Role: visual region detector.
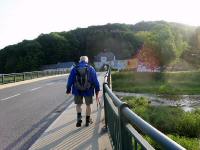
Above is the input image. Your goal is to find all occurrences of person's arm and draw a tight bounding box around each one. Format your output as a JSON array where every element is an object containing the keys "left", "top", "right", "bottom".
[
  {"left": 90, "top": 67, "right": 100, "bottom": 96},
  {"left": 66, "top": 68, "right": 76, "bottom": 94},
  {"left": 90, "top": 67, "right": 101, "bottom": 107}
]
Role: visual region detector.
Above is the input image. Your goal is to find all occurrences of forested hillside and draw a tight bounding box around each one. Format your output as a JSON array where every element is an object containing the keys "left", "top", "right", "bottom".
[{"left": 0, "top": 21, "right": 199, "bottom": 73}]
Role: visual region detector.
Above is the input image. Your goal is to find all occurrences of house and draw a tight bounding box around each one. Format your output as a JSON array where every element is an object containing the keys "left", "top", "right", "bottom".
[
  {"left": 94, "top": 50, "right": 128, "bottom": 70},
  {"left": 94, "top": 45, "right": 161, "bottom": 72},
  {"left": 94, "top": 51, "right": 115, "bottom": 62}
]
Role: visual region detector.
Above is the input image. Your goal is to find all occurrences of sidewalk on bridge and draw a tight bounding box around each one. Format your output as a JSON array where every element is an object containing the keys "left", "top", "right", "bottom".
[{"left": 29, "top": 98, "right": 112, "bottom": 150}]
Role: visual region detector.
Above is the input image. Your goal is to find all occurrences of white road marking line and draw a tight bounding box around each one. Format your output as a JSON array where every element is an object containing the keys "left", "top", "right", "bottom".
[
  {"left": 30, "top": 87, "right": 42, "bottom": 91},
  {"left": 1, "top": 93, "right": 21, "bottom": 101},
  {"left": 46, "top": 82, "right": 55, "bottom": 86}
]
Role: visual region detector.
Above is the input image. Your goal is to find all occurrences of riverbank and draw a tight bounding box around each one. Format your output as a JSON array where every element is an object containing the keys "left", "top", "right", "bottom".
[
  {"left": 121, "top": 96, "right": 200, "bottom": 150},
  {"left": 114, "top": 91, "right": 200, "bottom": 111},
  {"left": 112, "top": 71, "right": 200, "bottom": 95}
]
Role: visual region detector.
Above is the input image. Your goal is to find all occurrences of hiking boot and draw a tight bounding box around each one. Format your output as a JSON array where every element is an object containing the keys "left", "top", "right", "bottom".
[
  {"left": 85, "top": 116, "right": 91, "bottom": 127},
  {"left": 85, "top": 121, "right": 89, "bottom": 127},
  {"left": 76, "top": 120, "right": 82, "bottom": 127},
  {"left": 76, "top": 113, "right": 82, "bottom": 127}
]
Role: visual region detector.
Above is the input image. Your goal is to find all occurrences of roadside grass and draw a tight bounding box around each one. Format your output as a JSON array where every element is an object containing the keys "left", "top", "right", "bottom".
[
  {"left": 122, "top": 96, "right": 200, "bottom": 150},
  {"left": 112, "top": 71, "right": 200, "bottom": 95}
]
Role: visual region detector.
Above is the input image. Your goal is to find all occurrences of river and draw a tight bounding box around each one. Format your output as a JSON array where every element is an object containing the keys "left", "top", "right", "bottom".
[{"left": 114, "top": 91, "right": 200, "bottom": 111}]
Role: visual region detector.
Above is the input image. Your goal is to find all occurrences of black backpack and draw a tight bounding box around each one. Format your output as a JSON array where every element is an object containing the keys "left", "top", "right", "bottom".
[{"left": 74, "top": 65, "right": 92, "bottom": 91}]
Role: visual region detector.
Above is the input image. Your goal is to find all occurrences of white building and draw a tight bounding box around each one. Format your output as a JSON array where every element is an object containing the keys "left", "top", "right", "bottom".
[{"left": 94, "top": 51, "right": 128, "bottom": 70}]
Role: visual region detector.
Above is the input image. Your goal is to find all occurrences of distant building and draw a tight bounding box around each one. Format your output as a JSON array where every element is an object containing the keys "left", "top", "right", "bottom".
[
  {"left": 95, "top": 51, "right": 115, "bottom": 62},
  {"left": 41, "top": 62, "right": 75, "bottom": 71},
  {"left": 94, "top": 50, "right": 127, "bottom": 70},
  {"left": 95, "top": 46, "right": 161, "bottom": 72}
]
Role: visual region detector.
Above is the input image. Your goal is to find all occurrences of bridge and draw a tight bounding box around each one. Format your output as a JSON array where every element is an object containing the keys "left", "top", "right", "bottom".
[{"left": 0, "top": 69, "right": 186, "bottom": 150}]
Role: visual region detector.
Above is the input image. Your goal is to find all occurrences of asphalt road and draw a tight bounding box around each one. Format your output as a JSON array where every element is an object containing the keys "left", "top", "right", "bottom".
[{"left": 0, "top": 75, "right": 73, "bottom": 150}]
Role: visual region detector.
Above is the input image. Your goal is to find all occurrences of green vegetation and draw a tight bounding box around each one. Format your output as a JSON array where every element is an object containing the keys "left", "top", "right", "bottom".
[
  {"left": 122, "top": 96, "right": 200, "bottom": 150},
  {"left": 168, "top": 135, "right": 200, "bottom": 150},
  {"left": 145, "top": 135, "right": 200, "bottom": 150},
  {"left": 0, "top": 21, "right": 200, "bottom": 73},
  {"left": 112, "top": 71, "right": 200, "bottom": 94},
  {"left": 0, "top": 24, "right": 142, "bottom": 73}
]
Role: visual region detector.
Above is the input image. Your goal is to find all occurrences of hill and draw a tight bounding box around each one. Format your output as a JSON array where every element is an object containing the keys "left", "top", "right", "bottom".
[{"left": 0, "top": 21, "right": 199, "bottom": 73}]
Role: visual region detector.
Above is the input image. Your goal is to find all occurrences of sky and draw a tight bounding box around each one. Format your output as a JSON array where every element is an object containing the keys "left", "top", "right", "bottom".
[{"left": 0, "top": 0, "right": 200, "bottom": 49}]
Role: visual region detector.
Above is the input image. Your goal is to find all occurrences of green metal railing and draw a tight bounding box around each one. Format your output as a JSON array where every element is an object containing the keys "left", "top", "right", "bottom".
[
  {"left": 0, "top": 69, "right": 68, "bottom": 85},
  {"left": 103, "top": 67, "right": 186, "bottom": 150}
]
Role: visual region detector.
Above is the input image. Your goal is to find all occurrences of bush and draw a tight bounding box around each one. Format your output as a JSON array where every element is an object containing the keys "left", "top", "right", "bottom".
[
  {"left": 122, "top": 96, "right": 150, "bottom": 108},
  {"left": 145, "top": 135, "right": 200, "bottom": 150},
  {"left": 168, "top": 135, "right": 200, "bottom": 150},
  {"left": 122, "top": 96, "right": 200, "bottom": 138}
]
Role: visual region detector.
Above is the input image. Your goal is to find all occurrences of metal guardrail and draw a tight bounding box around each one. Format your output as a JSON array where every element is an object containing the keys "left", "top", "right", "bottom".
[
  {"left": 103, "top": 66, "right": 186, "bottom": 150},
  {"left": 0, "top": 69, "right": 68, "bottom": 85}
]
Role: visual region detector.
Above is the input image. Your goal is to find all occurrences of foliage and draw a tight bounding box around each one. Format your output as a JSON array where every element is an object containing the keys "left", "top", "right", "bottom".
[
  {"left": 0, "top": 21, "right": 199, "bottom": 73},
  {"left": 122, "top": 96, "right": 200, "bottom": 138},
  {"left": 168, "top": 135, "right": 200, "bottom": 150},
  {"left": 145, "top": 135, "right": 200, "bottom": 150},
  {"left": 122, "top": 96, "right": 200, "bottom": 149},
  {"left": 122, "top": 96, "right": 150, "bottom": 108},
  {"left": 135, "top": 24, "right": 177, "bottom": 65}
]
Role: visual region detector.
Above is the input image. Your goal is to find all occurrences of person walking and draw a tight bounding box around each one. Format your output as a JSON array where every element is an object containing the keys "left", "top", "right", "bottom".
[{"left": 66, "top": 56, "right": 100, "bottom": 127}]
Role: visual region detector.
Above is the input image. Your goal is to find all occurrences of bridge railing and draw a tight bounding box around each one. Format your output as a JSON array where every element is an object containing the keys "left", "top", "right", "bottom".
[
  {"left": 0, "top": 69, "right": 68, "bottom": 85},
  {"left": 103, "top": 66, "right": 186, "bottom": 150}
]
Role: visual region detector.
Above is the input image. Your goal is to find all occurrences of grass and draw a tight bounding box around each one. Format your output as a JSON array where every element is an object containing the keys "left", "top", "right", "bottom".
[
  {"left": 122, "top": 96, "right": 200, "bottom": 150},
  {"left": 167, "top": 135, "right": 200, "bottom": 150},
  {"left": 145, "top": 135, "right": 200, "bottom": 150},
  {"left": 112, "top": 71, "right": 200, "bottom": 95}
]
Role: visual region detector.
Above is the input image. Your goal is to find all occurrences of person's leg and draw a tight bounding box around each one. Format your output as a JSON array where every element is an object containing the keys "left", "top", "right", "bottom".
[
  {"left": 74, "top": 96, "right": 83, "bottom": 127},
  {"left": 85, "top": 96, "right": 93, "bottom": 126},
  {"left": 76, "top": 104, "right": 82, "bottom": 113},
  {"left": 76, "top": 104, "right": 82, "bottom": 126},
  {"left": 86, "top": 104, "right": 91, "bottom": 116}
]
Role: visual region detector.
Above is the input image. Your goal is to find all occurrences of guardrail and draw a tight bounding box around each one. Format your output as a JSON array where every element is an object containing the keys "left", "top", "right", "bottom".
[
  {"left": 103, "top": 66, "right": 186, "bottom": 150},
  {"left": 0, "top": 69, "right": 68, "bottom": 85}
]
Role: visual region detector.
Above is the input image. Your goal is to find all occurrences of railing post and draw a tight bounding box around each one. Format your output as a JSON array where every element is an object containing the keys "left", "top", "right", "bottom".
[
  {"left": 14, "top": 75, "right": 16, "bottom": 82},
  {"left": 2, "top": 74, "right": 4, "bottom": 84},
  {"left": 103, "top": 65, "right": 111, "bottom": 130},
  {"left": 23, "top": 73, "right": 25, "bottom": 80},
  {"left": 119, "top": 103, "right": 133, "bottom": 150},
  {"left": 103, "top": 83, "right": 108, "bottom": 129},
  {"left": 108, "top": 71, "right": 111, "bottom": 89}
]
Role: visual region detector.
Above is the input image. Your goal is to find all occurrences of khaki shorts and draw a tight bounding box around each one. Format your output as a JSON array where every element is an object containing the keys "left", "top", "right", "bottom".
[{"left": 74, "top": 96, "right": 93, "bottom": 105}]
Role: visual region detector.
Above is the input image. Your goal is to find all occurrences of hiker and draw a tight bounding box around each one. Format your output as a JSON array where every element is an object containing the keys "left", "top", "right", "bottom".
[{"left": 66, "top": 56, "right": 100, "bottom": 127}]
